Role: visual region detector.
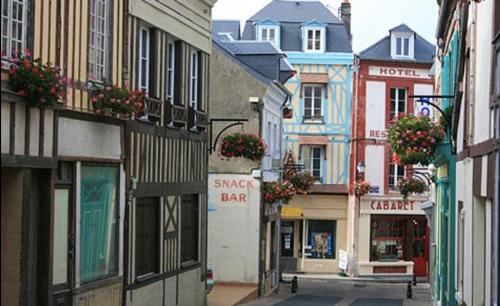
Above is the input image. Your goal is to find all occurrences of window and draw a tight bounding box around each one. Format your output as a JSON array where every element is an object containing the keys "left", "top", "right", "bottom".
[
  {"left": 257, "top": 26, "right": 279, "bottom": 47},
  {"left": 181, "top": 194, "right": 199, "bottom": 264},
  {"left": 390, "top": 88, "right": 406, "bottom": 118},
  {"left": 80, "top": 165, "right": 118, "bottom": 283},
  {"left": 370, "top": 217, "right": 405, "bottom": 260},
  {"left": 166, "top": 40, "right": 175, "bottom": 103},
  {"left": 88, "top": 0, "right": 110, "bottom": 81},
  {"left": 267, "top": 121, "right": 272, "bottom": 155},
  {"left": 1, "top": 0, "right": 27, "bottom": 59},
  {"left": 301, "top": 145, "right": 323, "bottom": 180},
  {"left": 303, "top": 85, "right": 323, "bottom": 120},
  {"left": 273, "top": 123, "right": 278, "bottom": 157},
  {"left": 396, "top": 37, "right": 410, "bottom": 57},
  {"left": 136, "top": 198, "right": 160, "bottom": 277},
  {"left": 303, "top": 28, "right": 324, "bottom": 53},
  {"left": 306, "top": 220, "right": 336, "bottom": 259},
  {"left": 138, "top": 27, "right": 150, "bottom": 92},
  {"left": 388, "top": 162, "right": 405, "bottom": 190},
  {"left": 189, "top": 50, "right": 198, "bottom": 109}
]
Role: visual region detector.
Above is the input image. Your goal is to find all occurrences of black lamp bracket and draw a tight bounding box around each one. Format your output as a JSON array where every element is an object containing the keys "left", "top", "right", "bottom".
[{"left": 208, "top": 118, "right": 249, "bottom": 154}]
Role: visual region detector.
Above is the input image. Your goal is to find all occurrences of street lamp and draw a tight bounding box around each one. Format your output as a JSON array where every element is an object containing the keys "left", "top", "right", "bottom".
[{"left": 356, "top": 161, "right": 365, "bottom": 180}]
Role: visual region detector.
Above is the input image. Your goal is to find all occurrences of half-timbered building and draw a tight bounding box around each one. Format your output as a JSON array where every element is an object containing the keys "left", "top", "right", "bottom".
[{"left": 122, "top": 1, "right": 216, "bottom": 306}]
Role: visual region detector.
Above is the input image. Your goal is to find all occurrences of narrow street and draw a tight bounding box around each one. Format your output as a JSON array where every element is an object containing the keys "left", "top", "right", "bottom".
[{"left": 240, "top": 278, "right": 430, "bottom": 306}]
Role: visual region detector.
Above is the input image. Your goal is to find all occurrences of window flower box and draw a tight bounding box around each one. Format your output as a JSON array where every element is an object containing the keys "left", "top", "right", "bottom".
[
  {"left": 285, "top": 171, "right": 314, "bottom": 194},
  {"left": 219, "top": 133, "right": 266, "bottom": 161},
  {"left": 90, "top": 82, "right": 145, "bottom": 119},
  {"left": 389, "top": 114, "right": 445, "bottom": 165},
  {"left": 397, "top": 178, "right": 427, "bottom": 200},
  {"left": 352, "top": 180, "right": 371, "bottom": 197}
]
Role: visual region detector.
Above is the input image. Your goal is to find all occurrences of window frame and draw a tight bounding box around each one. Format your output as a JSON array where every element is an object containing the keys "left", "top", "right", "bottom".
[
  {"left": 138, "top": 26, "right": 150, "bottom": 93},
  {"left": 181, "top": 194, "right": 199, "bottom": 265},
  {"left": 166, "top": 39, "right": 175, "bottom": 104},
  {"left": 300, "top": 145, "right": 324, "bottom": 182},
  {"left": 388, "top": 162, "right": 406, "bottom": 191},
  {"left": 390, "top": 87, "right": 407, "bottom": 119},
  {"left": 1, "top": 0, "right": 28, "bottom": 61},
  {"left": 391, "top": 33, "right": 414, "bottom": 59},
  {"left": 303, "top": 26, "right": 325, "bottom": 53},
  {"left": 189, "top": 49, "right": 199, "bottom": 110},
  {"left": 87, "top": 0, "right": 110, "bottom": 82},
  {"left": 302, "top": 84, "right": 324, "bottom": 122},
  {"left": 135, "top": 197, "right": 161, "bottom": 279},
  {"left": 257, "top": 25, "right": 280, "bottom": 48}
]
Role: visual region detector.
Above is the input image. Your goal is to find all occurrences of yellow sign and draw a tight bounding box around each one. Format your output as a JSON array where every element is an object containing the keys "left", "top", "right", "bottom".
[{"left": 281, "top": 207, "right": 303, "bottom": 218}]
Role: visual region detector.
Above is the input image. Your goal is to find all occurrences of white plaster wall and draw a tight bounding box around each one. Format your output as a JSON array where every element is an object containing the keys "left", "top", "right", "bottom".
[
  {"left": 14, "top": 103, "right": 25, "bottom": 155},
  {"left": 473, "top": 0, "right": 494, "bottom": 144},
  {"left": 164, "top": 277, "right": 177, "bottom": 306},
  {"left": 58, "top": 118, "right": 122, "bottom": 159},
  {"left": 364, "top": 145, "right": 385, "bottom": 193},
  {"left": 365, "top": 81, "right": 386, "bottom": 138},
  {"left": 207, "top": 174, "right": 260, "bottom": 283},
  {"left": 28, "top": 108, "right": 40, "bottom": 156},
  {"left": 178, "top": 268, "right": 205, "bottom": 306}
]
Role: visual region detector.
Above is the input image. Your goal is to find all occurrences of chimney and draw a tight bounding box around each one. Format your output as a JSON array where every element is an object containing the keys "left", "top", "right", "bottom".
[{"left": 340, "top": 0, "right": 352, "bottom": 42}]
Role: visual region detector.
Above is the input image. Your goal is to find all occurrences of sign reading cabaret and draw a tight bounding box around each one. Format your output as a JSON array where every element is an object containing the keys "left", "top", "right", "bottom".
[
  {"left": 361, "top": 199, "right": 425, "bottom": 215},
  {"left": 368, "top": 66, "right": 431, "bottom": 79}
]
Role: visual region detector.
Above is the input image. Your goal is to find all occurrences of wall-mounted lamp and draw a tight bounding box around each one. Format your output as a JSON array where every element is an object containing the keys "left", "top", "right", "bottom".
[
  {"left": 356, "top": 161, "right": 365, "bottom": 180},
  {"left": 249, "top": 97, "right": 262, "bottom": 112},
  {"left": 427, "top": 163, "right": 436, "bottom": 176}
]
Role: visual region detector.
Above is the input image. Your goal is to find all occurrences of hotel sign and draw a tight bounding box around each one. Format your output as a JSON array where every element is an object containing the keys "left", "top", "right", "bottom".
[{"left": 368, "top": 66, "right": 431, "bottom": 79}]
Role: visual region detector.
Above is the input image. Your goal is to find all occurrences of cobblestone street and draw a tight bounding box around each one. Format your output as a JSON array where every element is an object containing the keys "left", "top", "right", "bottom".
[{"left": 240, "top": 278, "right": 431, "bottom": 306}]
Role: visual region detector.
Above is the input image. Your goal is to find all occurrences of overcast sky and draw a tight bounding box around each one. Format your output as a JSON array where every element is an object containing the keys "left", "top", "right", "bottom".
[{"left": 212, "top": 0, "right": 439, "bottom": 53}]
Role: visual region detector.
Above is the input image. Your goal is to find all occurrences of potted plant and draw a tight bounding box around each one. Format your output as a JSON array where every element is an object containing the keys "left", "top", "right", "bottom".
[
  {"left": 285, "top": 171, "right": 315, "bottom": 194},
  {"left": 263, "top": 180, "right": 296, "bottom": 204},
  {"left": 352, "top": 180, "right": 371, "bottom": 197},
  {"left": 389, "top": 114, "right": 445, "bottom": 165},
  {"left": 90, "top": 82, "right": 145, "bottom": 119},
  {"left": 397, "top": 178, "right": 427, "bottom": 200},
  {"left": 219, "top": 133, "right": 266, "bottom": 161},
  {"left": 7, "top": 54, "right": 66, "bottom": 108}
]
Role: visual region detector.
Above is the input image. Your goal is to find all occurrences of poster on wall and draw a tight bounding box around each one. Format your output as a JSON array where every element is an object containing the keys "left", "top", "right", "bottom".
[{"left": 309, "top": 232, "right": 333, "bottom": 259}]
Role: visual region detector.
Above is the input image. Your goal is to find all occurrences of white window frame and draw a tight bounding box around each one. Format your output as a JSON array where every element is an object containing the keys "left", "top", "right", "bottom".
[
  {"left": 303, "top": 26, "right": 325, "bottom": 53},
  {"left": 189, "top": 49, "right": 198, "bottom": 109},
  {"left": 391, "top": 33, "right": 414, "bottom": 59},
  {"left": 301, "top": 145, "right": 324, "bottom": 181},
  {"left": 390, "top": 87, "right": 407, "bottom": 118},
  {"left": 303, "top": 84, "right": 323, "bottom": 121},
  {"left": 257, "top": 25, "right": 280, "bottom": 48},
  {"left": 388, "top": 163, "right": 405, "bottom": 190},
  {"left": 88, "top": 0, "right": 109, "bottom": 81},
  {"left": 1, "top": 0, "right": 28, "bottom": 60},
  {"left": 138, "top": 26, "right": 150, "bottom": 93},
  {"left": 166, "top": 40, "right": 175, "bottom": 104}
]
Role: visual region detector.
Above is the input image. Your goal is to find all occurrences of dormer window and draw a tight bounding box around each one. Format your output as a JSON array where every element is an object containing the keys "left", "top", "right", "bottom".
[
  {"left": 391, "top": 32, "right": 414, "bottom": 59},
  {"left": 256, "top": 24, "right": 280, "bottom": 48},
  {"left": 302, "top": 22, "right": 326, "bottom": 53}
]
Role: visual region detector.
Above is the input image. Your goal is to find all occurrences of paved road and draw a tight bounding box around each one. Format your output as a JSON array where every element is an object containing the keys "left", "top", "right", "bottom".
[{"left": 240, "top": 278, "right": 431, "bottom": 306}]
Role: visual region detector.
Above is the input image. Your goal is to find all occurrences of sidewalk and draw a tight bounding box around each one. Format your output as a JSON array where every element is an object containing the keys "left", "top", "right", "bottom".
[
  {"left": 282, "top": 273, "right": 424, "bottom": 283},
  {"left": 208, "top": 283, "right": 259, "bottom": 306}
]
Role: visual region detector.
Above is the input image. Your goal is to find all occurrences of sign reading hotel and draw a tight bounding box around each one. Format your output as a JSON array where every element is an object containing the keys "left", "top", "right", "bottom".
[{"left": 368, "top": 66, "right": 431, "bottom": 79}]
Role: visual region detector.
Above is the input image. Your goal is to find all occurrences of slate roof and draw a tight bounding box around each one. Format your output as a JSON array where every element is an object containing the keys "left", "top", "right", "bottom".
[
  {"left": 212, "top": 20, "right": 241, "bottom": 41},
  {"left": 241, "top": 0, "right": 352, "bottom": 53},
  {"left": 359, "top": 24, "right": 435, "bottom": 64},
  {"left": 220, "top": 41, "right": 284, "bottom": 55},
  {"left": 247, "top": 0, "right": 342, "bottom": 24}
]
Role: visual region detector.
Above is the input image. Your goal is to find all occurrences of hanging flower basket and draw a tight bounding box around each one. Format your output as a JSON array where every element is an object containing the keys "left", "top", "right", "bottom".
[
  {"left": 219, "top": 133, "right": 266, "bottom": 161},
  {"left": 7, "top": 54, "right": 66, "bottom": 108},
  {"left": 263, "top": 180, "right": 296, "bottom": 204},
  {"left": 285, "top": 171, "right": 314, "bottom": 194},
  {"left": 397, "top": 178, "right": 427, "bottom": 200},
  {"left": 389, "top": 114, "right": 445, "bottom": 165},
  {"left": 91, "top": 82, "right": 145, "bottom": 119},
  {"left": 352, "top": 180, "right": 371, "bottom": 196}
]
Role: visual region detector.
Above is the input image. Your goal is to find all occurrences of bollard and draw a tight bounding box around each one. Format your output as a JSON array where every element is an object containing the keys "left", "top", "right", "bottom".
[
  {"left": 291, "top": 276, "right": 298, "bottom": 293},
  {"left": 413, "top": 274, "right": 417, "bottom": 286},
  {"left": 406, "top": 282, "right": 413, "bottom": 298}
]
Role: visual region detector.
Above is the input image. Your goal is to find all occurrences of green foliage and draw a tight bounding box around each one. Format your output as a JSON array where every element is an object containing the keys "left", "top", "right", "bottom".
[
  {"left": 8, "top": 55, "right": 66, "bottom": 107},
  {"left": 389, "top": 114, "right": 446, "bottom": 165},
  {"left": 219, "top": 133, "right": 266, "bottom": 161},
  {"left": 397, "top": 178, "right": 427, "bottom": 200}
]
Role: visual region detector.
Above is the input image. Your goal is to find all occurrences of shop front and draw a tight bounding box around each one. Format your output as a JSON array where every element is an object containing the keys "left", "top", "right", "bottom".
[
  {"left": 357, "top": 196, "right": 429, "bottom": 277},
  {"left": 279, "top": 195, "right": 348, "bottom": 274}
]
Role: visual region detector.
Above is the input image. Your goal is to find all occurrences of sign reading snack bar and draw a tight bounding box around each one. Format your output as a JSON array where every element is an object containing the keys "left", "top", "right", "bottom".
[{"left": 368, "top": 66, "right": 431, "bottom": 79}]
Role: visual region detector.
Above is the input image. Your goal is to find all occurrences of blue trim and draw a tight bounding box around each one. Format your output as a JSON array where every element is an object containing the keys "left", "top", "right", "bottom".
[
  {"left": 255, "top": 19, "right": 280, "bottom": 26},
  {"left": 302, "top": 20, "right": 327, "bottom": 27},
  {"left": 285, "top": 52, "right": 354, "bottom": 65}
]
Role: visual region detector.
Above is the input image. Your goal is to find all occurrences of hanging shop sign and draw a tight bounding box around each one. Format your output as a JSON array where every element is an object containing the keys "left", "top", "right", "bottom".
[{"left": 281, "top": 207, "right": 303, "bottom": 218}]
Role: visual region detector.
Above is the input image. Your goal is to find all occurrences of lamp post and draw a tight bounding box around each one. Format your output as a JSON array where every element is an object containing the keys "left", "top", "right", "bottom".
[{"left": 353, "top": 161, "right": 365, "bottom": 276}]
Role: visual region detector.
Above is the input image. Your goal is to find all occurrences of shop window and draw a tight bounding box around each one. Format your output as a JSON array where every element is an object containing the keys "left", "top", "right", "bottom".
[
  {"left": 370, "top": 218, "right": 405, "bottom": 261},
  {"left": 280, "top": 221, "right": 294, "bottom": 257},
  {"left": 181, "top": 194, "right": 199, "bottom": 264},
  {"left": 135, "top": 197, "right": 160, "bottom": 278},
  {"left": 306, "top": 220, "right": 336, "bottom": 259},
  {"left": 79, "top": 165, "right": 118, "bottom": 283},
  {"left": 390, "top": 88, "right": 406, "bottom": 119}
]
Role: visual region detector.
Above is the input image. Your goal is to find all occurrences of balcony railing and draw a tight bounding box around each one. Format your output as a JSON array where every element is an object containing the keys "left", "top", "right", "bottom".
[{"left": 144, "top": 96, "right": 162, "bottom": 123}]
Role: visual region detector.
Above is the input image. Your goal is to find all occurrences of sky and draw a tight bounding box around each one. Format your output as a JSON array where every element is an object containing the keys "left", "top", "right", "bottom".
[{"left": 212, "top": 0, "right": 439, "bottom": 53}]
